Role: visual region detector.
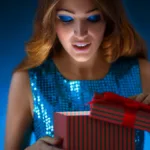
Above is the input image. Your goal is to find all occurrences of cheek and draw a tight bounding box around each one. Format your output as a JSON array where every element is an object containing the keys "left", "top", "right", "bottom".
[
  {"left": 56, "top": 24, "right": 72, "bottom": 42},
  {"left": 90, "top": 24, "right": 106, "bottom": 41},
  {"left": 55, "top": 22, "right": 106, "bottom": 45}
]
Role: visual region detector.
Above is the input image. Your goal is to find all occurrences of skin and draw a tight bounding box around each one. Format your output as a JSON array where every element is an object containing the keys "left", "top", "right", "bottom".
[
  {"left": 54, "top": 0, "right": 110, "bottom": 80},
  {"left": 55, "top": 0, "right": 106, "bottom": 64},
  {"left": 4, "top": 0, "right": 150, "bottom": 149},
  {"left": 132, "top": 59, "right": 150, "bottom": 103}
]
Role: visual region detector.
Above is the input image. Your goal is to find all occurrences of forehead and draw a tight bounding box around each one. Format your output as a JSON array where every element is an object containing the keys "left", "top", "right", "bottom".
[{"left": 56, "top": 0, "right": 97, "bottom": 13}]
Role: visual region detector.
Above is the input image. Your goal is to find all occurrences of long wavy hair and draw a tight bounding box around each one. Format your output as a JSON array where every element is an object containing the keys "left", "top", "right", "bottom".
[{"left": 15, "top": 0, "right": 147, "bottom": 72}]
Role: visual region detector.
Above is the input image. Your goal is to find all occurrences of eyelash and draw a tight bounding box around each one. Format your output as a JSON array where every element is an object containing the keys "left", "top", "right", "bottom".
[{"left": 57, "top": 15, "right": 101, "bottom": 23}]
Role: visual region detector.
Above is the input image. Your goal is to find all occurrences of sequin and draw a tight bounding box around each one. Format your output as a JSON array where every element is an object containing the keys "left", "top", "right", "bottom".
[{"left": 28, "top": 56, "right": 144, "bottom": 149}]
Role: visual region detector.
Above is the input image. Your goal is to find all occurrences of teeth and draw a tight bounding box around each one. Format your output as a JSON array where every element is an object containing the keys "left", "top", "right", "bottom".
[{"left": 75, "top": 44, "right": 88, "bottom": 47}]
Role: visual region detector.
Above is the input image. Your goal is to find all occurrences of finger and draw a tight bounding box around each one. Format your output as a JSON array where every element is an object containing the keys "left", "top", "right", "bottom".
[
  {"left": 50, "top": 146, "right": 64, "bottom": 150},
  {"left": 36, "top": 140, "right": 64, "bottom": 150},
  {"left": 129, "top": 95, "right": 138, "bottom": 100},
  {"left": 142, "top": 95, "right": 150, "bottom": 104},
  {"left": 39, "top": 136, "right": 63, "bottom": 146},
  {"left": 135, "top": 93, "right": 148, "bottom": 102},
  {"left": 36, "top": 140, "right": 53, "bottom": 150}
]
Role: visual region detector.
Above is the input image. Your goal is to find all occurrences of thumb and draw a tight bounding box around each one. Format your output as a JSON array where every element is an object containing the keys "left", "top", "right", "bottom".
[{"left": 39, "top": 136, "right": 63, "bottom": 145}]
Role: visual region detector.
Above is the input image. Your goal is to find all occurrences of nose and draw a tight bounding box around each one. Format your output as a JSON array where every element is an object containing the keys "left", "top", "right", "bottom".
[{"left": 74, "top": 20, "right": 88, "bottom": 38}]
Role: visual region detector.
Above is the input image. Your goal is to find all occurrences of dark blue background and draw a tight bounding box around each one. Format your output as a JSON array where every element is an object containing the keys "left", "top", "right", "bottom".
[{"left": 0, "top": 0, "right": 150, "bottom": 149}]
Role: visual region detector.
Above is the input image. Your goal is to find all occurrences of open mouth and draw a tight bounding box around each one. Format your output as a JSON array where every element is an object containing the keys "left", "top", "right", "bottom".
[{"left": 72, "top": 43, "right": 91, "bottom": 51}]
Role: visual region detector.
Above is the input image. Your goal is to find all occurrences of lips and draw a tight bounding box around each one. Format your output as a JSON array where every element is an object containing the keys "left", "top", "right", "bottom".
[{"left": 72, "top": 43, "right": 91, "bottom": 52}]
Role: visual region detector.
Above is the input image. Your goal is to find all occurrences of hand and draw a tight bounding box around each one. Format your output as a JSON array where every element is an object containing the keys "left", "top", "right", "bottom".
[
  {"left": 25, "top": 136, "right": 63, "bottom": 150},
  {"left": 129, "top": 93, "right": 150, "bottom": 104}
]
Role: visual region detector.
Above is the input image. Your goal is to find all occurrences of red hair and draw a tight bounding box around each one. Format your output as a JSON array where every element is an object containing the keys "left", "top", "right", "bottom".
[{"left": 15, "top": 0, "right": 148, "bottom": 72}]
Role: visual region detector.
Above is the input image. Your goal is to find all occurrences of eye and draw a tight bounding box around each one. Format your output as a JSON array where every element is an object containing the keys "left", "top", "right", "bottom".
[
  {"left": 87, "top": 15, "right": 101, "bottom": 23},
  {"left": 57, "top": 15, "right": 73, "bottom": 23}
]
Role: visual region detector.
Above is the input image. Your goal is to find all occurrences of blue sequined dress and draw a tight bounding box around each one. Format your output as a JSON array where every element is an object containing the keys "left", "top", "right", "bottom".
[{"left": 28, "top": 56, "right": 144, "bottom": 149}]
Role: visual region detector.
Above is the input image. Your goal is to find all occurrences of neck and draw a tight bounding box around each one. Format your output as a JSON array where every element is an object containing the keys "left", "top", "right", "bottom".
[{"left": 53, "top": 50, "right": 111, "bottom": 80}]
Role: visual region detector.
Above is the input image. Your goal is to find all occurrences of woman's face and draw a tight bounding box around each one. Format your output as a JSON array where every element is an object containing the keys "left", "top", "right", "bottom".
[{"left": 55, "top": 0, "right": 106, "bottom": 63}]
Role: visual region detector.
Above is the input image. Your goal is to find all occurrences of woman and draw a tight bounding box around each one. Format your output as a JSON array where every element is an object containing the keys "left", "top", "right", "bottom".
[{"left": 5, "top": 0, "right": 150, "bottom": 149}]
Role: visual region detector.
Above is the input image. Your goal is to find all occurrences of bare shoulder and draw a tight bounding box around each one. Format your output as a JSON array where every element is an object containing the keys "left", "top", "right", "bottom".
[
  {"left": 9, "top": 70, "right": 33, "bottom": 112},
  {"left": 5, "top": 71, "right": 33, "bottom": 150},
  {"left": 138, "top": 58, "right": 150, "bottom": 77},
  {"left": 138, "top": 58, "right": 150, "bottom": 93},
  {"left": 10, "top": 71, "right": 30, "bottom": 90}
]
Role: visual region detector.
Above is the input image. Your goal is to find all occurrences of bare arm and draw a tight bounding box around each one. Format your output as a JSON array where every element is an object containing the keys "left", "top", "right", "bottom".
[
  {"left": 130, "top": 58, "right": 150, "bottom": 103},
  {"left": 139, "top": 58, "right": 150, "bottom": 93},
  {"left": 4, "top": 71, "right": 33, "bottom": 150}
]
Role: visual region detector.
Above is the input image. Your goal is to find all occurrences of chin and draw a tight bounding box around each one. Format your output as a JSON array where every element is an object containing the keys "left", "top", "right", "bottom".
[{"left": 72, "top": 56, "right": 92, "bottom": 63}]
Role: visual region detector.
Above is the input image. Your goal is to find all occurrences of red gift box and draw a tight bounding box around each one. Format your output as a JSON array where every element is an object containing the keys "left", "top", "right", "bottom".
[
  {"left": 89, "top": 92, "right": 150, "bottom": 132},
  {"left": 54, "top": 111, "right": 135, "bottom": 150}
]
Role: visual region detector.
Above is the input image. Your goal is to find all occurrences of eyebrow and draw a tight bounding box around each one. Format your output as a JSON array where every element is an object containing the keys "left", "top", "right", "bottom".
[{"left": 56, "top": 8, "right": 99, "bottom": 14}]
